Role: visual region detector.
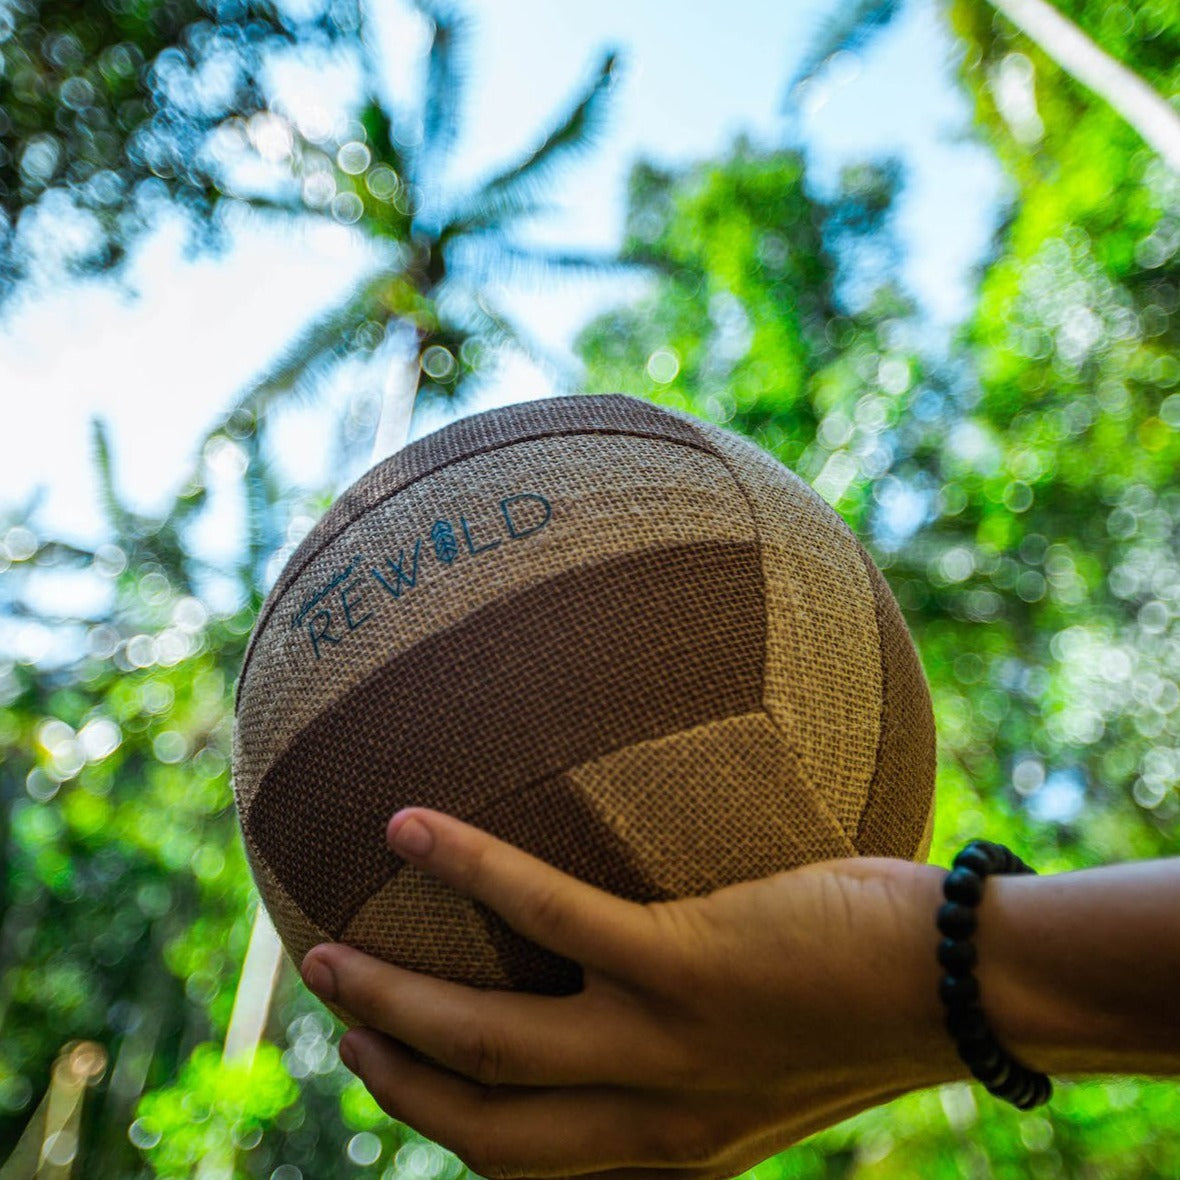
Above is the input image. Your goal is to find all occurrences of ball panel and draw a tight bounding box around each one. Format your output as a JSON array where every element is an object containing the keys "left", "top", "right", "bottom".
[
  {"left": 915, "top": 795, "right": 935, "bottom": 863},
  {"left": 342, "top": 865, "right": 514, "bottom": 997},
  {"left": 851, "top": 547, "right": 936, "bottom": 860},
  {"left": 234, "top": 432, "right": 755, "bottom": 817},
  {"left": 241, "top": 824, "right": 332, "bottom": 982},
  {"left": 242, "top": 538, "right": 766, "bottom": 938},
  {"left": 690, "top": 420, "right": 883, "bottom": 838},
  {"left": 568, "top": 711, "right": 856, "bottom": 896},
  {"left": 241, "top": 392, "right": 719, "bottom": 687}
]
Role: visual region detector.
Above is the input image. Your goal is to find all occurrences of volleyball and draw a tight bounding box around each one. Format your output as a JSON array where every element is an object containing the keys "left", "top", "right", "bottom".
[{"left": 232, "top": 393, "right": 935, "bottom": 1016}]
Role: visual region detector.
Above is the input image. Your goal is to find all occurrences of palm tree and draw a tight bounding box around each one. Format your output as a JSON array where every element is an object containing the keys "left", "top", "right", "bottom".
[
  {"left": 228, "top": 0, "right": 623, "bottom": 467},
  {"left": 784, "top": 0, "right": 1180, "bottom": 174}
]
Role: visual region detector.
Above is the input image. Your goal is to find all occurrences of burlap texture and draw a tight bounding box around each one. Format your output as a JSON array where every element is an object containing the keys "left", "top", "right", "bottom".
[
  {"left": 244, "top": 539, "right": 765, "bottom": 939},
  {"left": 234, "top": 432, "right": 753, "bottom": 816},
  {"left": 567, "top": 711, "right": 857, "bottom": 895},
  {"left": 232, "top": 392, "right": 936, "bottom": 995},
  {"left": 852, "top": 546, "right": 937, "bottom": 861},
  {"left": 683, "top": 417, "right": 884, "bottom": 840}
]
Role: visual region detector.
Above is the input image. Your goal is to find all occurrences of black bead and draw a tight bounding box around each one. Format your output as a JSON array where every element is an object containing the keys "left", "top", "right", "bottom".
[
  {"left": 980, "top": 1056, "right": 1016, "bottom": 1091},
  {"left": 937, "top": 900, "right": 978, "bottom": 940},
  {"left": 959, "top": 1034, "right": 1004, "bottom": 1076},
  {"left": 939, "top": 973, "right": 980, "bottom": 1006},
  {"left": 943, "top": 866, "right": 984, "bottom": 906},
  {"left": 971, "top": 1055, "right": 1008, "bottom": 1087},
  {"left": 937, "top": 937, "right": 978, "bottom": 975},
  {"left": 1010, "top": 1071, "right": 1039, "bottom": 1110},
  {"left": 938, "top": 841, "right": 1052, "bottom": 1111},
  {"left": 952, "top": 845, "right": 993, "bottom": 877},
  {"left": 965, "top": 839, "right": 1005, "bottom": 872},
  {"left": 945, "top": 1003, "right": 987, "bottom": 1040}
]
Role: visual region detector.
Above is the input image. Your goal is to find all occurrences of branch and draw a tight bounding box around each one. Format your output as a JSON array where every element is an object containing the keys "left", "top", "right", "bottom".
[{"left": 987, "top": 0, "right": 1180, "bottom": 172}]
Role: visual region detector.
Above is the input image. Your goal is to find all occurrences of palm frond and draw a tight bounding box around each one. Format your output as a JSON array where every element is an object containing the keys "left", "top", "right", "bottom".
[
  {"left": 450, "top": 48, "right": 619, "bottom": 229},
  {"left": 455, "top": 289, "right": 580, "bottom": 389},
  {"left": 410, "top": 0, "right": 470, "bottom": 174},
  {"left": 90, "top": 418, "right": 135, "bottom": 542},
  {"left": 784, "top": 0, "right": 904, "bottom": 103},
  {"left": 466, "top": 242, "right": 644, "bottom": 291},
  {"left": 437, "top": 196, "right": 556, "bottom": 246},
  {"left": 357, "top": 96, "right": 411, "bottom": 178},
  {"left": 227, "top": 264, "right": 402, "bottom": 419}
]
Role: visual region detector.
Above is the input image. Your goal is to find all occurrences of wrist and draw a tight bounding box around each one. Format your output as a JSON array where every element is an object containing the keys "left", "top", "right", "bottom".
[
  {"left": 870, "top": 861, "right": 973, "bottom": 1092},
  {"left": 973, "top": 863, "right": 1180, "bottom": 1078}
]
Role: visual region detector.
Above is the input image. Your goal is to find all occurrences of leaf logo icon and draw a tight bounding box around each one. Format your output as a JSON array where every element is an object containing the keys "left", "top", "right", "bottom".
[{"left": 431, "top": 519, "right": 459, "bottom": 565}]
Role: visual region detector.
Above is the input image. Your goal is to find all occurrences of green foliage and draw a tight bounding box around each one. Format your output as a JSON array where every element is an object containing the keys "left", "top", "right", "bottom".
[
  {"left": 0, "top": 0, "right": 355, "bottom": 296},
  {"left": 577, "top": 140, "right": 920, "bottom": 539},
  {"left": 3, "top": 0, "right": 1180, "bottom": 1175},
  {"left": 133, "top": 1042, "right": 298, "bottom": 1177}
]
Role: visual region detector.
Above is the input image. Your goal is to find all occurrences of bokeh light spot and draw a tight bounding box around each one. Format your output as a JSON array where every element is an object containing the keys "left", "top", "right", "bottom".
[
  {"left": 336, "top": 141, "right": 371, "bottom": 175},
  {"left": 331, "top": 192, "right": 364, "bottom": 224},
  {"left": 347, "top": 1132, "right": 382, "bottom": 1165},
  {"left": 420, "top": 346, "right": 457, "bottom": 381}
]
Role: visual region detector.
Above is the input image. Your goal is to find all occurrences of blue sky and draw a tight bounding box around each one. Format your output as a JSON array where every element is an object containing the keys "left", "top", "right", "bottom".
[{"left": 0, "top": 0, "right": 1005, "bottom": 545}]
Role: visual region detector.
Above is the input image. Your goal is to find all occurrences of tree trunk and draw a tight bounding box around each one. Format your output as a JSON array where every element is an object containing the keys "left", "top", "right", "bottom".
[
  {"left": 370, "top": 321, "right": 424, "bottom": 468},
  {"left": 984, "top": 0, "right": 1180, "bottom": 171}
]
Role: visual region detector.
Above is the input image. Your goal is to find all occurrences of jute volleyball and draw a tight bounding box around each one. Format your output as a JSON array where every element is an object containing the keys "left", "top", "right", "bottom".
[{"left": 232, "top": 392, "right": 935, "bottom": 1015}]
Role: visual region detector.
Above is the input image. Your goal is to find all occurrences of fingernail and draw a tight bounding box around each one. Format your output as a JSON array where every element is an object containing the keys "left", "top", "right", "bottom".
[
  {"left": 390, "top": 814, "right": 434, "bottom": 859},
  {"left": 339, "top": 1033, "right": 360, "bottom": 1075},
  {"left": 302, "top": 955, "right": 337, "bottom": 1001}
]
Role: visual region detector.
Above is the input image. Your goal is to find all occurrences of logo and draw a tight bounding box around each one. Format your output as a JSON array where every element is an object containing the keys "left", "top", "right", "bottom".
[{"left": 291, "top": 492, "right": 552, "bottom": 659}]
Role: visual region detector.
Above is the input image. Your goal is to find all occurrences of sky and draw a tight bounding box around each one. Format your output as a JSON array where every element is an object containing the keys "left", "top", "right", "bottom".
[{"left": 0, "top": 0, "right": 1005, "bottom": 546}]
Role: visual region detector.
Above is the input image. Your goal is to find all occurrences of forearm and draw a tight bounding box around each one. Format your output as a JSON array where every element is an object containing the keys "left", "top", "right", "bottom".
[{"left": 907, "top": 857, "right": 1180, "bottom": 1081}]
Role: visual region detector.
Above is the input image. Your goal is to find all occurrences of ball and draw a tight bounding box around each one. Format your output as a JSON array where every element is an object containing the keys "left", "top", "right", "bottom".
[{"left": 232, "top": 392, "right": 935, "bottom": 1012}]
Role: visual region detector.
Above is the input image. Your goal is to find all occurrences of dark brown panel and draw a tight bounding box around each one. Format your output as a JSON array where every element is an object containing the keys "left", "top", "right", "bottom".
[
  {"left": 852, "top": 545, "right": 936, "bottom": 858},
  {"left": 238, "top": 393, "right": 719, "bottom": 693},
  {"left": 244, "top": 538, "right": 766, "bottom": 936}
]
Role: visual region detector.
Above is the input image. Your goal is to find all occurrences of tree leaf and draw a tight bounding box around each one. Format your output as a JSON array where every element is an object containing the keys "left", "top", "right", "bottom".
[
  {"left": 226, "top": 263, "right": 404, "bottom": 419},
  {"left": 407, "top": 0, "right": 470, "bottom": 185},
  {"left": 446, "top": 49, "right": 620, "bottom": 230},
  {"left": 782, "top": 0, "right": 903, "bottom": 101}
]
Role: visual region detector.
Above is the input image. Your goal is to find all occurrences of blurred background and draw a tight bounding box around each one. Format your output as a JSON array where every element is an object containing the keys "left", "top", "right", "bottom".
[{"left": 1, "top": 0, "right": 1178, "bottom": 1175}]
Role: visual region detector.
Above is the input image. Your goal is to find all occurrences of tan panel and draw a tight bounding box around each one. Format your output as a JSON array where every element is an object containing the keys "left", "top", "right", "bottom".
[
  {"left": 341, "top": 865, "right": 512, "bottom": 992},
  {"left": 568, "top": 711, "right": 856, "bottom": 897},
  {"left": 685, "top": 420, "right": 883, "bottom": 839},
  {"left": 915, "top": 792, "right": 935, "bottom": 864},
  {"left": 234, "top": 431, "right": 754, "bottom": 817}
]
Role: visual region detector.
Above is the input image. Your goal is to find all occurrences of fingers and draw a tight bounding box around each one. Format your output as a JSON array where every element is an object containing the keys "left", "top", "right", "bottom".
[
  {"left": 301, "top": 942, "right": 678, "bottom": 1088},
  {"left": 386, "top": 808, "right": 662, "bottom": 981},
  {"left": 338, "top": 1029, "right": 747, "bottom": 1179}
]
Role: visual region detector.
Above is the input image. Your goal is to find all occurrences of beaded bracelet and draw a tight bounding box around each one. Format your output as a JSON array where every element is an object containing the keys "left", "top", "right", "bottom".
[{"left": 937, "top": 839, "right": 1053, "bottom": 1109}]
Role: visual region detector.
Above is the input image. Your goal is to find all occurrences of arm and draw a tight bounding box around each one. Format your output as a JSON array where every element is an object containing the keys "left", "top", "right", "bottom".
[{"left": 959, "top": 857, "right": 1180, "bottom": 1078}]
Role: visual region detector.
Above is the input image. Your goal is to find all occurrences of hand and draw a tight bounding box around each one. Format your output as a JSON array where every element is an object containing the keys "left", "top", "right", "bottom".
[{"left": 301, "top": 808, "right": 965, "bottom": 1180}]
